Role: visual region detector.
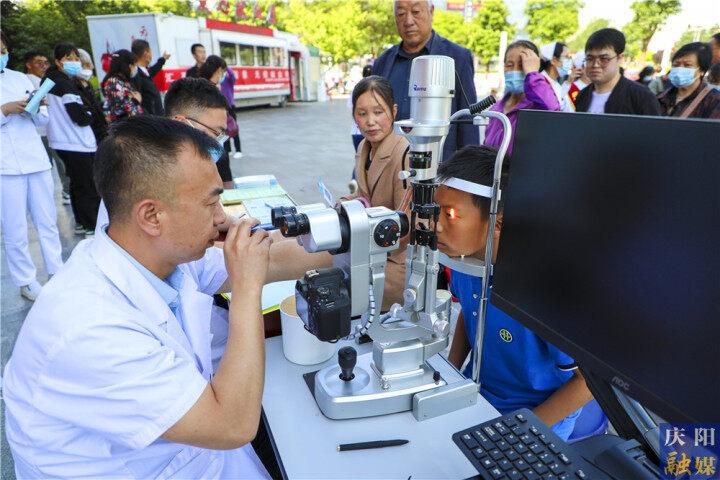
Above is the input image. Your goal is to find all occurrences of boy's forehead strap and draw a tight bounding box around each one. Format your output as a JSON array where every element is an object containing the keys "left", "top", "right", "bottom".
[{"left": 442, "top": 177, "right": 500, "bottom": 201}]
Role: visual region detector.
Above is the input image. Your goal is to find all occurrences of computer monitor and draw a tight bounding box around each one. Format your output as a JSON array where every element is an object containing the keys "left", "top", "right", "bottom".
[{"left": 491, "top": 111, "right": 719, "bottom": 424}]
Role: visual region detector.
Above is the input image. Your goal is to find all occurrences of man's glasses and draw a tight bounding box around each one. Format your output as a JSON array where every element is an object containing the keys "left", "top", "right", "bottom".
[
  {"left": 584, "top": 55, "right": 618, "bottom": 67},
  {"left": 186, "top": 117, "right": 227, "bottom": 139}
]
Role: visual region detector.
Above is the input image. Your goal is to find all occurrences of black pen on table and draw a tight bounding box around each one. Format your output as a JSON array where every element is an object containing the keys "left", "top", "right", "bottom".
[{"left": 337, "top": 439, "right": 409, "bottom": 452}]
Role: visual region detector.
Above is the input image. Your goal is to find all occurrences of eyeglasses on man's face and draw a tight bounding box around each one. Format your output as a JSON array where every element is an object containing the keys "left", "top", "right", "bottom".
[
  {"left": 186, "top": 117, "right": 228, "bottom": 139},
  {"left": 584, "top": 55, "right": 619, "bottom": 67}
]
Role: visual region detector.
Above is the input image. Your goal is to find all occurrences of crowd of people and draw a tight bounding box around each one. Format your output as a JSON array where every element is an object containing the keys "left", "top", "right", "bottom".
[
  {"left": 1, "top": 0, "right": 719, "bottom": 477},
  {"left": 1, "top": 33, "right": 243, "bottom": 301}
]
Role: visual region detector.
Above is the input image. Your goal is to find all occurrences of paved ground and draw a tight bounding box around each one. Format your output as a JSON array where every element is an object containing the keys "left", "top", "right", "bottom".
[{"left": 0, "top": 98, "right": 355, "bottom": 477}]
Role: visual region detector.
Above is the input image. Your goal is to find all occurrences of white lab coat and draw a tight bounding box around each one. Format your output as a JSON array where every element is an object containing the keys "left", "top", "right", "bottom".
[
  {"left": 1, "top": 67, "right": 63, "bottom": 286},
  {"left": 96, "top": 198, "right": 109, "bottom": 230},
  {"left": 3, "top": 227, "right": 270, "bottom": 479},
  {"left": 541, "top": 70, "right": 575, "bottom": 112},
  {"left": 1, "top": 68, "right": 51, "bottom": 174}
]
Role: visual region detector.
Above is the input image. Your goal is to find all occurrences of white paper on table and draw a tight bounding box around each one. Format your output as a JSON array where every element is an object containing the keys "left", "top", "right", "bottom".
[
  {"left": 316, "top": 177, "right": 335, "bottom": 207},
  {"left": 261, "top": 280, "right": 296, "bottom": 311},
  {"left": 224, "top": 280, "right": 296, "bottom": 312},
  {"left": 242, "top": 196, "right": 295, "bottom": 224}
]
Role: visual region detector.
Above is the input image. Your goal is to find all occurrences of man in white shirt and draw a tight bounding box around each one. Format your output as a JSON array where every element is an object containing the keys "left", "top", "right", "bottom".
[
  {"left": 3, "top": 115, "right": 279, "bottom": 478},
  {"left": 23, "top": 50, "right": 49, "bottom": 89},
  {"left": 1, "top": 33, "right": 63, "bottom": 300}
]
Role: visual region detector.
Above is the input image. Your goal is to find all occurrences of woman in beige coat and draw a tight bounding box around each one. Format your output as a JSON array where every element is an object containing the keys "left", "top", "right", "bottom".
[{"left": 341, "top": 76, "right": 410, "bottom": 310}]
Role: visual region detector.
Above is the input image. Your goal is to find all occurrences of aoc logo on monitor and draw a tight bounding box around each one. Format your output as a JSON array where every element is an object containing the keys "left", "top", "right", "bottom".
[{"left": 611, "top": 376, "right": 630, "bottom": 391}]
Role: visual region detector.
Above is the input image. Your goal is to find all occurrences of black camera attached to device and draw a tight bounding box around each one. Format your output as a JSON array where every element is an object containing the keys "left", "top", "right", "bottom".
[{"left": 294, "top": 268, "right": 351, "bottom": 342}]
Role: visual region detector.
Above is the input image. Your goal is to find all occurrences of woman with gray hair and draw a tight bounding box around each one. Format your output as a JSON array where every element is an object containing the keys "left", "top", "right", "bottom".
[{"left": 75, "top": 48, "right": 107, "bottom": 142}]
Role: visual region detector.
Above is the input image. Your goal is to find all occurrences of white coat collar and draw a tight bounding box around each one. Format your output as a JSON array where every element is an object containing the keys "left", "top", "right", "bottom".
[
  {"left": 88, "top": 228, "right": 176, "bottom": 326},
  {"left": 541, "top": 70, "right": 564, "bottom": 106},
  {"left": 88, "top": 228, "right": 215, "bottom": 378}
]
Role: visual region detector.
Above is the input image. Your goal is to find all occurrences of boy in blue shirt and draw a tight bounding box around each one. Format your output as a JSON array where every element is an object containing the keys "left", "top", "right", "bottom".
[{"left": 438, "top": 145, "right": 593, "bottom": 440}]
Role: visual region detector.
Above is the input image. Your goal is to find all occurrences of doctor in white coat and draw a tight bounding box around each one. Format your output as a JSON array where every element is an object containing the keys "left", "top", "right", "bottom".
[
  {"left": 539, "top": 41, "right": 575, "bottom": 113},
  {"left": 0, "top": 33, "right": 63, "bottom": 300},
  {"left": 4, "top": 115, "right": 275, "bottom": 478}
]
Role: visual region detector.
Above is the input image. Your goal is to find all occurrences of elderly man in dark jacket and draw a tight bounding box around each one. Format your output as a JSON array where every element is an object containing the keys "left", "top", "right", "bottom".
[
  {"left": 373, "top": 0, "right": 478, "bottom": 163},
  {"left": 131, "top": 39, "right": 170, "bottom": 116}
]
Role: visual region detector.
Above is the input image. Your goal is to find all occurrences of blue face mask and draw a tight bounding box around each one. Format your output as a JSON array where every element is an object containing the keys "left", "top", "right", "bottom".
[
  {"left": 219, "top": 71, "right": 227, "bottom": 84},
  {"left": 713, "top": 84, "right": 720, "bottom": 91},
  {"left": 210, "top": 146, "right": 224, "bottom": 163},
  {"left": 668, "top": 67, "right": 697, "bottom": 88},
  {"left": 557, "top": 58, "right": 572, "bottom": 78},
  {"left": 0, "top": 53, "right": 8, "bottom": 71},
  {"left": 63, "top": 60, "right": 82, "bottom": 77},
  {"left": 504, "top": 70, "right": 525, "bottom": 94}
]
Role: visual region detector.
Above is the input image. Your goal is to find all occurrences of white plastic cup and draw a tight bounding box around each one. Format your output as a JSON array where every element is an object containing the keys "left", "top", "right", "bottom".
[{"left": 280, "top": 295, "right": 335, "bottom": 365}]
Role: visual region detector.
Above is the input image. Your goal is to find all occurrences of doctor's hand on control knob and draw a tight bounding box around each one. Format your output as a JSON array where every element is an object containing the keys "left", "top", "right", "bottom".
[{"left": 223, "top": 218, "right": 273, "bottom": 292}]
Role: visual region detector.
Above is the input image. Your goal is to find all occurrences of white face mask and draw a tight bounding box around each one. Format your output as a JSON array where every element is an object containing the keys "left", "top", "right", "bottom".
[
  {"left": 215, "top": 132, "right": 229, "bottom": 146},
  {"left": 78, "top": 69, "right": 93, "bottom": 81}
]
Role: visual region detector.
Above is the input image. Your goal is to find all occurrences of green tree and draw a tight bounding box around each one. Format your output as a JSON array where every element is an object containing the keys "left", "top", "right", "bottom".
[
  {"left": 622, "top": 0, "right": 681, "bottom": 59},
  {"left": 432, "top": 10, "right": 467, "bottom": 47},
  {"left": 1, "top": 0, "right": 193, "bottom": 70},
  {"left": 568, "top": 18, "right": 609, "bottom": 52},
  {"left": 465, "top": 0, "right": 515, "bottom": 71},
  {"left": 358, "top": 0, "right": 398, "bottom": 57},
  {"left": 279, "top": 0, "right": 368, "bottom": 63},
  {"left": 673, "top": 24, "right": 720, "bottom": 52},
  {"left": 524, "top": 0, "right": 583, "bottom": 44},
  {"left": 191, "top": 0, "right": 383, "bottom": 62}
]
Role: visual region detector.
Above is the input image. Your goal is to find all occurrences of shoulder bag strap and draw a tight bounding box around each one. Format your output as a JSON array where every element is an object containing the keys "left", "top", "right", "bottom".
[{"left": 679, "top": 85, "right": 713, "bottom": 119}]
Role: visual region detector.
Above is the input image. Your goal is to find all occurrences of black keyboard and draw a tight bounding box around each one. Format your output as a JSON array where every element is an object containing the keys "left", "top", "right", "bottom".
[{"left": 452, "top": 408, "right": 609, "bottom": 480}]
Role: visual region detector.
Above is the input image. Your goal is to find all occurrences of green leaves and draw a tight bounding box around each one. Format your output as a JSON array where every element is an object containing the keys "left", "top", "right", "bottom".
[
  {"left": 1, "top": 0, "right": 193, "bottom": 70},
  {"left": 468, "top": 0, "right": 515, "bottom": 67},
  {"left": 433, "top": 10, "right": 466, "bottom": 46},
  {"left": 673, "top": 24, "right": 720, "bottom": 53},
  {"left": 281, "top": 0, "right": 513, "bottom": 65},
  {"left": 434, "top": 1, "right": 514, "bottom": 69},
  {"left": 622, "top": 0, "right": 681, "bottom": 59},
  {"left": 524, "top": 0, "right": 583, "bottom": 44},
  {"left": 280, "top": 0, "right": 396, "bottom": 62},
  {"left": 568, "top": 18, "right": 609, "bottom": 53}
]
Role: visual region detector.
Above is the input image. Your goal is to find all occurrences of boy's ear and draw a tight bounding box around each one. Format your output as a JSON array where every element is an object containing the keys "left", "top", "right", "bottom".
[{"left": 495, "top": 211, "right": 503, "bottom": 236}]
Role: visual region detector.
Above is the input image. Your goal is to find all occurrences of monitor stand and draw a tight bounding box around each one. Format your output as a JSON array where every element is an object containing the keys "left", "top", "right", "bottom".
[
  {"left": 581, "top": 368, "right": 661, "bottom": 459},
  {"left": 574, "top": 368, "right": 665, "bottom": 478},
  {"left": 573, "top": 434, "right": 662, "bottom": 479}
]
